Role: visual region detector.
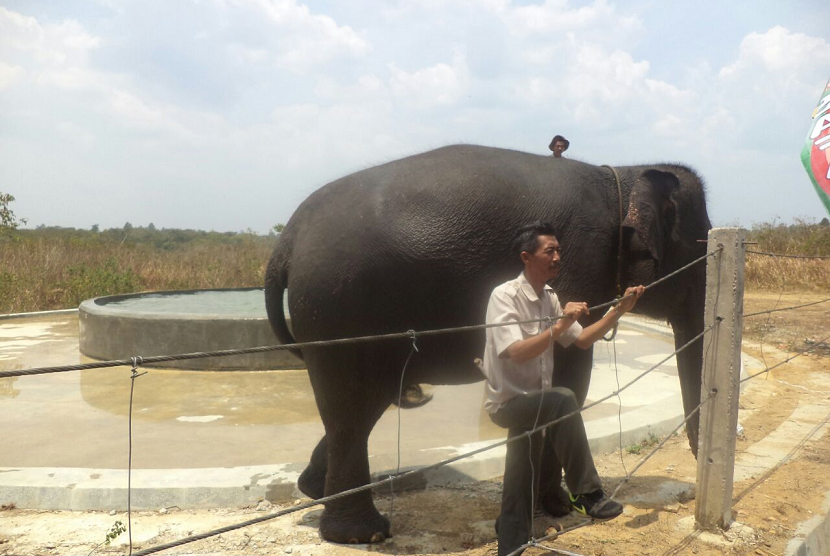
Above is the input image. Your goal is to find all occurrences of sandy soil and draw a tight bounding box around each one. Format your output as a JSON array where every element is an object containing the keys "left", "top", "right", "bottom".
[{"left": 1, "top": 291, "right": 828, "bottom": 556}]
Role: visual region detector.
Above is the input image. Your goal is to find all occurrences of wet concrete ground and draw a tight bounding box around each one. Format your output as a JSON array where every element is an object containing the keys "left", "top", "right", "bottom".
[
  {"left": 1, "top": 313, "right": 682, "bottom": 469},
  {"left": 0, "top": 312, "right": 692, "bottom": 509}
]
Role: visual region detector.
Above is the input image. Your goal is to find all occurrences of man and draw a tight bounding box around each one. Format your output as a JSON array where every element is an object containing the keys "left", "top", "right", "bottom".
[
  {"left": 481, "top": 221, "right": 644, "bottom": 556},
  {"left": 549, "top": 135, "right": 569, "bottom": 158}
]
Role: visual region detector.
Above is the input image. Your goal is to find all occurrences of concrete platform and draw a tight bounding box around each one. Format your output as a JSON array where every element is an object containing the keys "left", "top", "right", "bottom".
[
  {"left": 0, "top": 311, "right": 743, "bottom": 511},
  {"left": 79, "top": 289, "right": 302, "bottom": 370}
]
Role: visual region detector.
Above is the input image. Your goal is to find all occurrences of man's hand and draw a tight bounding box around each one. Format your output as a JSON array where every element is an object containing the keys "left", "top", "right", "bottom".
[
  {"left": 561, "top": 301, "right": 589, "bottom": 322},
  {"left": 574, "top": 285, "right": 646, "bottom": 349},
  {"left": 616, "top": 285, "right": 645, "bottom": 314}
]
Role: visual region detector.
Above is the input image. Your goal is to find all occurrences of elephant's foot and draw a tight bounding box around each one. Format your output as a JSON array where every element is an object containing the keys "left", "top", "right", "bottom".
[
  {"left": 298, "top": 465, "right": 326, "bottom": 500},
  {"left": 319, "top": 506, "right": 391, "bottom": 544},
  {"left": 541, "top": 483, "right": 572, "bottom": 517}
]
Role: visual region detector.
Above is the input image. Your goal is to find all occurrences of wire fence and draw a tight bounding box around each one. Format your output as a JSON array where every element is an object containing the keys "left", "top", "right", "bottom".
[
  {"left": 0, "top": 250, "right": 718, "bottom": 381},
  {"left": 746, "top": 249, "right": 830, "bottom": 260},
  {"left": 128, "top": 322, "right": 714, "bottom": 556},
  {"left": 2, "top": 243, "right": 829, "bottom": 556},
  {"left": 743, "top": 297, "right": 830, "bottom": 318}
]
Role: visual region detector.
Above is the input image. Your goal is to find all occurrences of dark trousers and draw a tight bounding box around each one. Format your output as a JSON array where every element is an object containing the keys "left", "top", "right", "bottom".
[{"left": 490, "top": 387, "right": 602, "bottom": 556}]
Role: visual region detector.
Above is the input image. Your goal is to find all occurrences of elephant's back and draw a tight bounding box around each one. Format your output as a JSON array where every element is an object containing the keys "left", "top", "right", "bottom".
[
  {"left": 281, "top": 145, "right": 619, "bottom": 337},
  {"left": 289, "top": 144, "right": 609, "bottom": 252}
]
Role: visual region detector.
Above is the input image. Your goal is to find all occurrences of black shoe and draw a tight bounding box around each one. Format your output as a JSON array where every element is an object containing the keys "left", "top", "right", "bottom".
[{"left": 569, "top": 490, "right": 623, "bottom": 520}]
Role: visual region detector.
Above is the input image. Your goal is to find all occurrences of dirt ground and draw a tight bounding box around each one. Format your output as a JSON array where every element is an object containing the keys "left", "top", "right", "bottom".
[{"left": 1, "top": 291, "right": 828, "bottom": 556}]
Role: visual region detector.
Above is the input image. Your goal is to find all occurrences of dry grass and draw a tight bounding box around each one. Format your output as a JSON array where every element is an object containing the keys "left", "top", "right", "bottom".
[
  {"left": 0, "top": 229, "right": 275, "bottom": 313},
  {"left": 744, "top": 220, "right": 830, "bottom": 291},
  {"left": 745, "top": 256, "right": 830, "bottom": 292},
  {"left": 1, "top": 221, "right": 828, "bottom": 314}
]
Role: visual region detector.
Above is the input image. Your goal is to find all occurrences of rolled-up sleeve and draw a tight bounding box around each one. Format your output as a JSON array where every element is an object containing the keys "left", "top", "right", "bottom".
[{"left": 486, "top": 290, "right": 525, "bottom": 358}]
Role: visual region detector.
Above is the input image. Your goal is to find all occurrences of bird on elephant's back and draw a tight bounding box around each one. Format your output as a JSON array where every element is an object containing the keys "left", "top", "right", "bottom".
[{"left": 264, "top": 144, "right": 712, "bottom": 544}]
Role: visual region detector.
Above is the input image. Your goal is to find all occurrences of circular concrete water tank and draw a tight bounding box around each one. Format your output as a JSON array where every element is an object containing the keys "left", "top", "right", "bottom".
[{"left": 78, "top": 288, "right": 302, "bottom": 370}]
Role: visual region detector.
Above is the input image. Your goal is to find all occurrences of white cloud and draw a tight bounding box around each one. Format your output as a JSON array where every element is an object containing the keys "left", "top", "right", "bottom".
[
  {"left": 388, "top": 52, "right": 470, "bottom": 108},
  {"left": 224, "top": 0, "right": 370, "bottom": 70},
  {"left": 0, "top": 61, "right": 23, "bottom": 90},
  {"left": 0, "top": 8, "right": 100, "bottom": 66},
  {"left": 0, "top": 7, "right": 212, "bottom": 140},
  {"left": 3, "top": 3, "right": 829, "bottom": 231},
  {"left": 720, "top": 25, "right": 830, "bottom": 80},
  {"left": 507, "top": 0, "right": 641, "bottom": 35},
  {"left": 710, "top": 26, "right": 830, "bottom": 149}
]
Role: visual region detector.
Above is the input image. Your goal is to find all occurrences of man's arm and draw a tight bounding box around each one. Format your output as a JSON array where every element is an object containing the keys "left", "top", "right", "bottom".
[
  {"left": 504, "top": 304, "right": 586, "bottom": 364},
  {"left": 574, "top": 286, "right": 645, "bottom": 349}
]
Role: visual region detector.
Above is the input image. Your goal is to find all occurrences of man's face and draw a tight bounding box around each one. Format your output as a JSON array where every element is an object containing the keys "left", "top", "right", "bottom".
[
  {"left": 522, "top": 235, "right": 561, "bottom": 281},
  {"left": 552, "top": 141, "right": 567, "bottom": 158}
]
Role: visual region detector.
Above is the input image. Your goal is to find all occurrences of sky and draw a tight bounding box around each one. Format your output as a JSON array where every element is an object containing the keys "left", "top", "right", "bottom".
[{"left": 1, "top": 0, "right": 829, "bottom": 234}]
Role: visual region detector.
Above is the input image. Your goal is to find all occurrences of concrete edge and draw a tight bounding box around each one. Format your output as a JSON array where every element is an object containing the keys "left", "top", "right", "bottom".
[
  {"left": 0, "top": 405, "right": 687, "bottom": 512},
  {"left": 785, "top": 471, "right": 830, "bottom": 555},
  {"left": 0, "top": 308, "right": 78, "bottom": 321}
]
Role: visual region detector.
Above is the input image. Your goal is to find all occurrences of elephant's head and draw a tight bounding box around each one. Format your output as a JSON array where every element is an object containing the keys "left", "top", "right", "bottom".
[
  {"left": 621, "top": 166, "right": 711, "bottom": 318},
  {"left": 621, "top": 165, "right": 712, "bottom": 456}
]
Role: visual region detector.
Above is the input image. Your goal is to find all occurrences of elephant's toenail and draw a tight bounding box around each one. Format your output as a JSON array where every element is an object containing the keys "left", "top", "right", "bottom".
[
  {"left": 370, "top": 532, "right": 385, "bottom": 543},
  {"left": 347, "top": 538, "right": 360, "bottom": 544}
]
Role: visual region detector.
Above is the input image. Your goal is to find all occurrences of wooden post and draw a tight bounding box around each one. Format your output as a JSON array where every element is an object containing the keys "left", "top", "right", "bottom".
[{"left": 695, "top": 227, "right": 746, "bottom": 530}]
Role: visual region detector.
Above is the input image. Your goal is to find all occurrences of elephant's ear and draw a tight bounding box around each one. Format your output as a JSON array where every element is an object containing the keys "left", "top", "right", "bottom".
[{"left": 622, "top": 169, "right": 679, "bottom": 262}]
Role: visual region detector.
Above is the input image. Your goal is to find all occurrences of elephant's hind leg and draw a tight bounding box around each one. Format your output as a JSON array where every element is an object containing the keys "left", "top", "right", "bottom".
[
  {"left": 305, "top": 347, "right": 392, "bottom": 544},
  {"left": 298, "top": 436, "right": 327, "bottom": 500}
]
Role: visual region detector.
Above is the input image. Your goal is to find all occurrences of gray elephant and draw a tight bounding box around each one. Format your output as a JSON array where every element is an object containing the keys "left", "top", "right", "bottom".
[{"left": 265, "top": 144, "right": 711, "bottom": 543}]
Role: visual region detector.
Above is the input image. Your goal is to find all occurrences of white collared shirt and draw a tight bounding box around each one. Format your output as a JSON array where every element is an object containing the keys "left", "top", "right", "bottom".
[{"left": 481, "top": 272, "right": 583, "bottom": 414}]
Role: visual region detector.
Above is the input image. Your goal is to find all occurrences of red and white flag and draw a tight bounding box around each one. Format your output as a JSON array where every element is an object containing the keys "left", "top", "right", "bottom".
[{"left": 801, "top": 77, "right": 830, "bottom": 215}]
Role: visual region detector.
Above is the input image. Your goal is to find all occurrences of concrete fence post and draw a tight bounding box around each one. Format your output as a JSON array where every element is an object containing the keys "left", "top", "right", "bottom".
[{"left": 695, "top": 227, "right": 747, "bottom": 530}]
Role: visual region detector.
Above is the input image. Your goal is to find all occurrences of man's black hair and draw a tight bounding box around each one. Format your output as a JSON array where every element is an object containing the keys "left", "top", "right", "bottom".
[
  {"left": 549, "top": 135, "right": 570, "bottom": 151},
  {"left": 515, "top": 221, "right": 558, "bottom": 256}
]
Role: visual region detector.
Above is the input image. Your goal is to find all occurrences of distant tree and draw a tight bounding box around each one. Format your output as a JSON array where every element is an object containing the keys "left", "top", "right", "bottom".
[
  {"left": 91, "top": 224, "right": 100, "bottom": 233},
  {"left": 147, "top": 222, "right": 156, "bottom": 231},
  {"left": 123, "top": 222, "right": 133, "bottom": 231},
  {"left": 0, "top": 192, "right": 27, "bottom": 233},
  {"left": 821, "top": 218, "right": 829, "bottom": 227},
  {"left": 272, "top": 223, "right": 285, "bottom": 235}
]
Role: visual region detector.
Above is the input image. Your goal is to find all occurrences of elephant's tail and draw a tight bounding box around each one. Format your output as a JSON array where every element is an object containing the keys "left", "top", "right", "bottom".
[{"left": 264, "top": 237, "right": 304, "bottom": 361}]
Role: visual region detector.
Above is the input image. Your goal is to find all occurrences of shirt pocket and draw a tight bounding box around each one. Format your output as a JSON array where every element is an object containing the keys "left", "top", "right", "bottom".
[{"left": 519, "top": 322, "right": 540, "bottom": 337}]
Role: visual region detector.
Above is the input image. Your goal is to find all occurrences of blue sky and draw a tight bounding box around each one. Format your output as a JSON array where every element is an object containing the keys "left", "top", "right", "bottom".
[{"left": 1, "top": 0, "right": 829, "bottom": 233}]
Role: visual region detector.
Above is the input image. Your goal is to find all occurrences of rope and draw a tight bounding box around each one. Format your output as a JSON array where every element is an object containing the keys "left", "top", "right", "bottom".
[
  {"left": 1, "top": 250, "right": 719, "bottom": 381},
  {"left": 391, "top": 330, "right": 419, "bottom": 515},
  {"left": 746, "top": 250, "right": 830, "bottom": 260},
  {"left": 611, "top": 337, "right": 628, "bottom": 478},
  {"left": 608, "top": 391, "right": 714, "bottom": 500},
  {"left": 740, "top": 332, "right": 830, "bottom": 384},
  {"left": 743, "top": 297, "right": 830, "bottom": 318},
  {"left": 127, "top": 324, "right": 712, "bottom": 556},
  {"left": 505, "top": 521, "right": 593, "bottom": 556},
  {"left": 530, "top": 543, "right": 589, "bottom": 556},
  {"left": 127, "top": 357, "right": 147, "bottom": 556},
  {"left": 601, "top": 164, "right": 624, "bottom": 342}
]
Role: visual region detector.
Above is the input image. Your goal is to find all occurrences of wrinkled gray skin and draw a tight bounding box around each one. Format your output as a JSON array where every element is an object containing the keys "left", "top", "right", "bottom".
[{"left": 265, "top": 145, "right": 711, "bottom": 544}]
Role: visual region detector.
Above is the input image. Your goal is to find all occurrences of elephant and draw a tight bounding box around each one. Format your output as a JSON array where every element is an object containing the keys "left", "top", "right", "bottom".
[{"left": 264, "top": 144, "right": 712, "bottom": 543}]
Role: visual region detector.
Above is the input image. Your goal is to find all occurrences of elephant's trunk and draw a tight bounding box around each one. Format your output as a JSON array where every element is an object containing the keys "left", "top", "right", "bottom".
[{"left": 668, "top": 278, "right": 706, "bottom": 457}]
